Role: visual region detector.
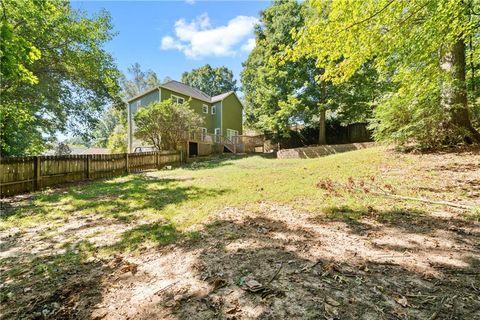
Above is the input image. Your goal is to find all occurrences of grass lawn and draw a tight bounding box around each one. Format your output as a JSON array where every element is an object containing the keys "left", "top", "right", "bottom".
[{"left": 1, "top": 146, "right": 479, "bottom": 319}]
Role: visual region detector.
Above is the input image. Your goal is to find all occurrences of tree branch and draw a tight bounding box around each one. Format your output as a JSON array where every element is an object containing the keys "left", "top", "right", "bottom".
[{"left": 341, "top": 0, "right": 397, "bottom": 32}]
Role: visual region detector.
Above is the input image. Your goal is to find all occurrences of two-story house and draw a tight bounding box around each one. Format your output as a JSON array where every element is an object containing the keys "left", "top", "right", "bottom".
[{"left": 127, "top": 80, "right": 243, "bottom": 156}]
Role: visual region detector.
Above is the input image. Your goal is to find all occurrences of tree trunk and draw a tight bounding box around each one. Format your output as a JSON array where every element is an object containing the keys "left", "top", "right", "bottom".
[
  {"left": 318, "top": 109, "right": 326, "bottom": 145},
  {"left": 318, "top": 79, "right": 327, "bottom": 145},
  {"left": 440, "top": 40, "right": 480, "bottom": 142}
]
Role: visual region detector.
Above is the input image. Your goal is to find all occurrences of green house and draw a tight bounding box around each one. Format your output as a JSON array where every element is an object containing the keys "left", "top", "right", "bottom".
[{"left": 127, "top": 80, "right": 243, "bottom": 155}]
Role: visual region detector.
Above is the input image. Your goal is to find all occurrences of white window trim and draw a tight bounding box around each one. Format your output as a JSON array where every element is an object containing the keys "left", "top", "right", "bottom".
[
  {"left": 171, "top": 94, "right": 185, "bottom": 104},
  {"left": 211, "top": 105, "right": 216, "bottom": 115},
  {"left": 202, "top": 104, "right": 209, "bottom": 114},
  {"left": 214, "top": 128, "right": 221, "bottom": 142}
]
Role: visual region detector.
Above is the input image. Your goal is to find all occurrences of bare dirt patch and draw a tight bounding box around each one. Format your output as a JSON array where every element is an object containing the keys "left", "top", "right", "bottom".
[
  {"left": 1, "top": 148, "right": 479, "bottom": 319},
  {"left": 4, "top": 202, "right": 477, "bottom": 319}
]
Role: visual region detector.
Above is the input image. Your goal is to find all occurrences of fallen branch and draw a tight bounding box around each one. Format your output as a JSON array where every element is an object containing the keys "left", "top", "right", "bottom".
[
  {"left": 155, "top": 281, "right": 179, "bottom": 295},
  {"left": 366, "top": 190, "right": 474, "bottom": 210},
  {"left": 317, "top": 177, "right": 474, "bottom": 210},
  {"left": 266, "top": 262, "right": 283, "bottom": 285}
]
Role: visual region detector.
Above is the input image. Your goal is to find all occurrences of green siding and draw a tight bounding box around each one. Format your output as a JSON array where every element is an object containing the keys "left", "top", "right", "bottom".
[
  {"left": 128, "top": 90, "right": 160, "bottom": 151},
  {"left": 160, "top": 88, "right": 217, "bottom": 133},
  {"left": 213, "top": 102, "right": 222, "bottom": 133},
  {"left": 129, "top": 90, "right": 160, "bottom": 112},
  {"left": 128, "top": 86, "right": 243, "bottom": 151},
  {"left": 221, "top": 94, "right": 243, "bottom": 136}
]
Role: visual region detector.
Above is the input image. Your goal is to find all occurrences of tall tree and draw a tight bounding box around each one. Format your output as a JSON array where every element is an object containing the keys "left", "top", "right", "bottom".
[
  {"left": 119, "top": 63, "right": 163, "bottom": 99},
  {"left": 241, "top": 0, "right": 382, "bottom": 143},
  {"left": 92, "top": 107, "right": 120, "bottom": 148},
  {"left": 100, "top": 63, "right": 166, "bottom": 152},
  {"left": 181, "top": 64, "right": 237, "bottom": 96},
  {"left": 0, "top": 0, "right": 121, "bottom": 156},
  {"left": 291, "top": 0, "right": 480, "bottom": 146}
]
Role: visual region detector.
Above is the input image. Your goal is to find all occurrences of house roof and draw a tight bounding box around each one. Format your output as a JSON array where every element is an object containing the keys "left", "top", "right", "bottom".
[
  {"left": 161, "top": 80, "right": 211, "bottom": 102},
  {"left": 126, "top": 80, "right": 240, "bottom": 105},
  {"left": 211, "top": 91, "right": 233, "bottom": 103}
]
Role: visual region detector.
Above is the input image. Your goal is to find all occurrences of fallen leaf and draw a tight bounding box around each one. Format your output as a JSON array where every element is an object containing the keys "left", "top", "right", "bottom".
[
  {"left": 325, "top": 296, "right": 340, "bottom": 306},
  {"left": 324, "top": 303, "right": 339, "bottom": 317},
  {"left": 244, "top": 279, "right": 263, "bottom": 292},
  {"left": 395, "top": 296, "right": 408, "bottom": 307}
]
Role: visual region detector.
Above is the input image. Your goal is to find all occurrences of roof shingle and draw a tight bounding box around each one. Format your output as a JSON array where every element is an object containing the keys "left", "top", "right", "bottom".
[{"left": 127, "top": 80, "right": 236, "bottom": 104}]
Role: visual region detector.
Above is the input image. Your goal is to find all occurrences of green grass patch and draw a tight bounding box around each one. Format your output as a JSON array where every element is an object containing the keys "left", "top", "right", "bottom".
[{"left": 1, "top": 146, "right": 474, "bottom": 255}]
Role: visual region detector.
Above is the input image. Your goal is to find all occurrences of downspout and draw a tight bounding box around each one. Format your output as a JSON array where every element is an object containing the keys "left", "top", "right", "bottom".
[{"left": 220, "top": 100, "right": 223, "bottom": 136}]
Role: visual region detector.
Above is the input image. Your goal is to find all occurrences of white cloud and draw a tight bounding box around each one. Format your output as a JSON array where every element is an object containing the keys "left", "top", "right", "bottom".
[
  {"left": 161, "top": 13, "right": 258, "bottom": 59},
  {"left": 241, "top": 38, "right": 256, "bottom": 52},
  {"left": 185, "top": 0, "right": 196, "bottom": 4}
]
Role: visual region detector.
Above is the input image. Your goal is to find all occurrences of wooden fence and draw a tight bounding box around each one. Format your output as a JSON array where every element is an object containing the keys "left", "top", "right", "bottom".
[{"left": 0, "top": 151, "right": 181, "bottom": 197}]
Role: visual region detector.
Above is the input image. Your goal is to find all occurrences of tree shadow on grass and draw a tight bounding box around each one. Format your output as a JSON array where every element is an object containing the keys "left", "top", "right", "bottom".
[
  {"left": 0, "top": 174, "right": 232, "bottom": 319},
  {"left": 1, "top": 175, "right": 230, "bottom": 226},
  {"left": 319, "top": 205, "right": 479, "bottom": 236},
  {"left": 0, "top": 240, "right": 116, "bottom": 319},
  {"left": 184, "top": 155, "right": 241, "bottom": 171},
  {"left": 131, "top": 211, "right": 480, "bottom": 320},
  {"left": 2, "top": 199, "right": 479, "bottom": 319}
]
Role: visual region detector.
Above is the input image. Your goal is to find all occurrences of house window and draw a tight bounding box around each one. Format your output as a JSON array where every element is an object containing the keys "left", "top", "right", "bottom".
[
  {"left": 214, "top": 128, "right": 221, "bottom": 143},
  {"left": 202, "top": 104, "right": 208, "bottom": 114},
  {"left": 172, "top": 95, "right": 184, "bottom": 104},
  {"left": 211, "top": 105, "right": 216, "bottom": 115},
  {"left": 136, "top": 100, "right": 141, "bottom": 108},
  {"left": 199, "top": 127, "right": 207, "bottom": 141}
]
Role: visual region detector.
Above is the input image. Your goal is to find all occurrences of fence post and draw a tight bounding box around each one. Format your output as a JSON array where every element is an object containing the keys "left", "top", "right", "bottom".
[
  {"left": 33, "top": 156, "right": 41, "bottom": 190},
  {"left": 86, "top": 155, "right": 92, "bottom": 179},
  {"left": 125, "top": 153, "right": 130, "bottom": 173}
]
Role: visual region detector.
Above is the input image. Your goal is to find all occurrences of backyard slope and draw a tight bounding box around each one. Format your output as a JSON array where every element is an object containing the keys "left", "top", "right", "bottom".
[{"left": 1, "top": 147, "right": 479, "bottom": 319}]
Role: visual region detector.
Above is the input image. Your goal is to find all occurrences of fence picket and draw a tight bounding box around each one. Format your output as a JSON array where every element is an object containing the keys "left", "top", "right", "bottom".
[{"left": 0, "top": 151, "right": 180, "bottom": 197}]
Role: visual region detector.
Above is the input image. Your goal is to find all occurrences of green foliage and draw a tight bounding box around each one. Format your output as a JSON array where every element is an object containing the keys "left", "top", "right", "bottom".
[
  {"left": 291, "top": 0, "right": 480, "bottom": 147},
  {"left": 181, "top": 64, "right": 237, "bottom": 96},
  {"left": 91, "top": 107, "right": 121, "bottom": 148},
  {"left": 54, "top": 142, "right": 71, "bottom": 155},
  {"left": 0, "top": 0, "right": 121, "bottom": 156},
  {"left": 119, "top": 63, "right": 164, "bottom": 100},
  {"left": 241, "top": 0, "right": 383, "bottom": 135},
  {"left": 107, "top": 108, "right": 128, "bottom": 153},
  {"left": 95, "top": 63, "right": 168, "bottom": 152},
  {"left": 134, "top": 99, "right": 204, "bottom": 150}
]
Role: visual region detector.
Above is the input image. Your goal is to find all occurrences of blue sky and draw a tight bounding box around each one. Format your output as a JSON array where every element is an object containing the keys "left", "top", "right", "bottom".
[{"left": 72, "top": 0, "right": 269, "bottom": 86}]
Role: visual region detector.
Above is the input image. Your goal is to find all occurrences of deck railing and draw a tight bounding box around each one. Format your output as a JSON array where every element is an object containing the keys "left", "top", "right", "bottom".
[{"left": 183, "top": 130, "right": 250, "bottom": 153}]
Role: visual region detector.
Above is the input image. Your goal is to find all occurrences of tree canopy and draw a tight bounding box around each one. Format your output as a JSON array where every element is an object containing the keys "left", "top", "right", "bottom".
[
  {"left": 134, "top": 99, "right": 203, "bottom": 151},
  {"left": 291, "top": 0, "right": 480, "bottom": 147},
  {"left": 241, "top": 0, "right": 384, "bottom": 143},
  {"left": 120, "top": 63, "right": 167, "bottom": 100},
  {"left": 181, "top": 64, "right": 237, "bottom": 96},
  {"left": 93, "top": 63, "right": 166, "bottom": 152},
  {"left": 0, "top": 0, "right": 121, "bottom": 156}
]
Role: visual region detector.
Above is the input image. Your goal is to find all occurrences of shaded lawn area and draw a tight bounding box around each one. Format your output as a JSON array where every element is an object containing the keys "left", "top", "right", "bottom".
[{"left": 0, "top": 147, "right": 479, "bottom": 319}]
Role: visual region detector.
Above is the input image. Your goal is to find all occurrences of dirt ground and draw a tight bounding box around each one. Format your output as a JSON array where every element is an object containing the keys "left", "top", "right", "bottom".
[{"left": 1, "top": 149, "right": 479, "bottom": 319}]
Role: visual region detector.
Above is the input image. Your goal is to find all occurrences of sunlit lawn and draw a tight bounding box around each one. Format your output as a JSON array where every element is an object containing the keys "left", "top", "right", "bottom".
[
  {"left": 1, "top": 146, "right": 478, "bottom": 252},
  {"left": 2, "top": 146, "right": 480, "bottom": 317}
]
